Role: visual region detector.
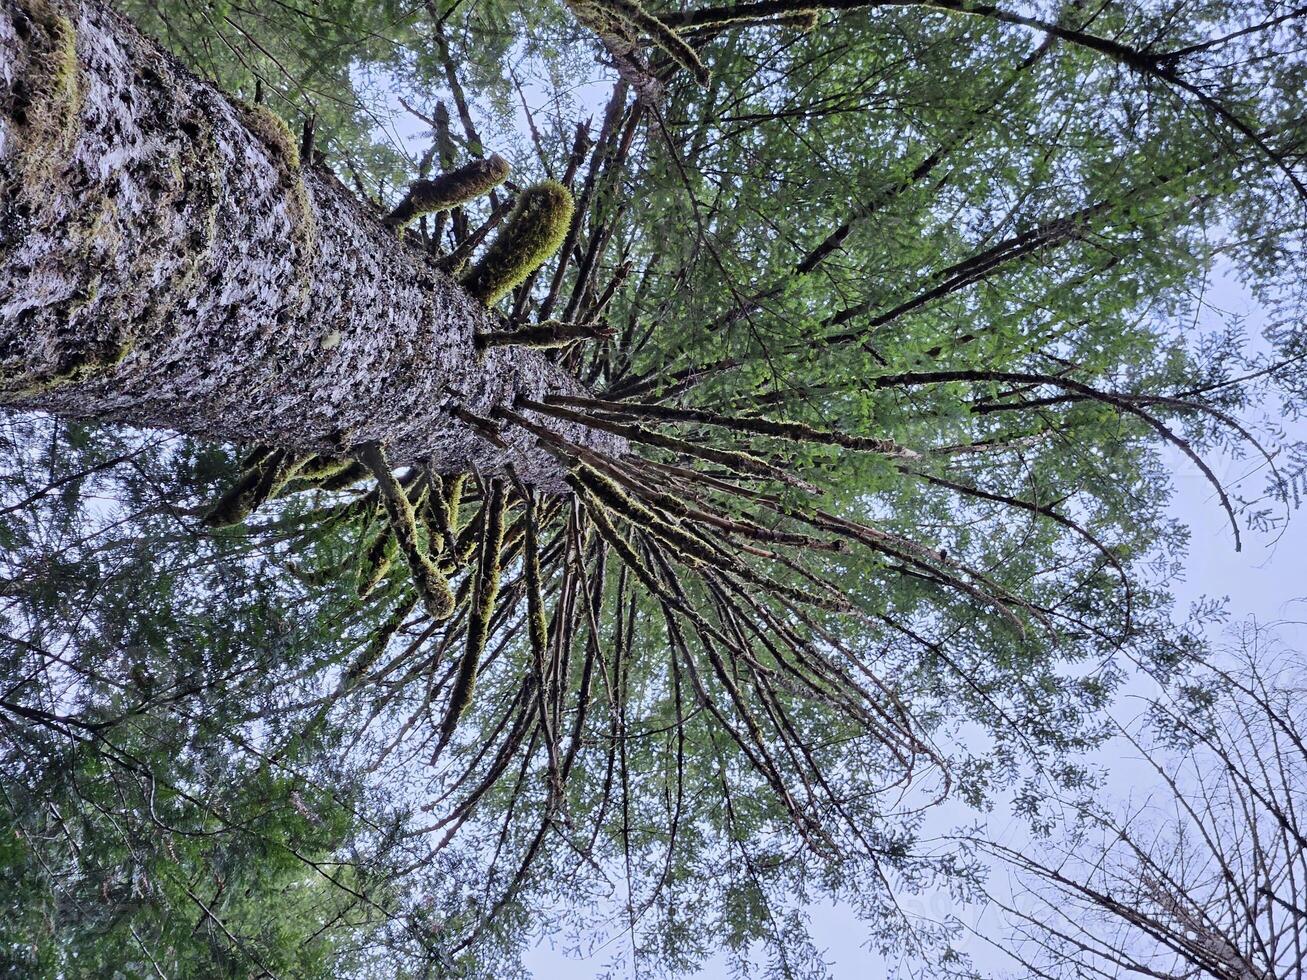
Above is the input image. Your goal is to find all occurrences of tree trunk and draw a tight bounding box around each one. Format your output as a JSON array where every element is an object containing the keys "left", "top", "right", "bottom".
[{"left": 0, "top": 0, "right": 621, "bottom": 490}]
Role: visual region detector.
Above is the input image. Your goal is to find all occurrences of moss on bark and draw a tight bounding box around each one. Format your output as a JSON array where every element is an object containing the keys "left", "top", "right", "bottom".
[{"left": 10, "top": 0, "right": 82, "bottom": 190}]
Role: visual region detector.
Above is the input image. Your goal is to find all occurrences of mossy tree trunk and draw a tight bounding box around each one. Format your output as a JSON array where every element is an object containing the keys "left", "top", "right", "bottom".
[{"left": 0, "top": 0, "right": 619, "bottom": 490}]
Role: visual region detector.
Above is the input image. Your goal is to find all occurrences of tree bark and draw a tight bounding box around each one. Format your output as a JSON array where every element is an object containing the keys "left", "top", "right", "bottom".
[{"left": 0, "top": 0, "right": 621, "bottom": 490}]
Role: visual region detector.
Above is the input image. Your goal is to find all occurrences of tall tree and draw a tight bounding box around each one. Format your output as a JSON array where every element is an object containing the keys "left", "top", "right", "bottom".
[{"left": 2, "top": 0, "right": 1306, "bottom": 974}]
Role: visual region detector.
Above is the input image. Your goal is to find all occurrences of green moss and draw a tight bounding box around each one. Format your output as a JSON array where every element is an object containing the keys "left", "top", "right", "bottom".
[
  {"left": 12, "top": 1, "right": 82, "bottom": 190},
  {"left": 23, "top": 2, "right": 78, "bottom": 116},
  {"left": 587, "top": 0, "right": 710, "bottom": 85},
  {"left": 1, "top": 333, "right": 133, "bottom": 400},
  {"left": 444, "top": 473, "right": 466, "bottom": 527},
  {"left": 316, "top": 459, "right": 368, "bottom": 491},
  {"left": 234, "top": 100, "right": 315, "bottom": 281},
  {"left": 423, "top": 473, "right": 459, "bottom": 557},
  {"left": 438, "top": 491, "right": 482, "bottom": 574},
  {"left": 522, "top": 493, "right": 550, "bottom": 666},
  {"left": 296, "top": 454, "right": 353, "bottom": 481},
  {"left": 358, "top": 444, "right": 455, "bottom": 621},
  {"left": 566, "top": 0, "right": 709, "bottom": 86},
  {"left": 384, "top": 155, "right": 511, "bottom": 229},
  {"left": 203, "top": 451, "right": 307, "bottom": 527},
  {"left": 276, "top": 454, "right": 357, "bottom": 496},
  {"left": 39, "top": 11, "right": 77, "bottom": 116},
  {"left": 237, "top": 101, "right": 301, "bottom": 170},
  {"left": 439, "top": 480, "right": 506, "bottom": 740},
  {"left": 357, "top": 530, "right": 397, "bottom": 597},
  {"left": 461, "top": 181, "right": 574, "bottom": 307},
  {"left": 685, "top": 7, "right": 819, "bottom": 31}
]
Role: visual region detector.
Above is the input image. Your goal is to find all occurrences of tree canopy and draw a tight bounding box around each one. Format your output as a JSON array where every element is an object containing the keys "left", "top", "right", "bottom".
[{"left": 1, "top": 0, "right": 1305, "bottom": 975}]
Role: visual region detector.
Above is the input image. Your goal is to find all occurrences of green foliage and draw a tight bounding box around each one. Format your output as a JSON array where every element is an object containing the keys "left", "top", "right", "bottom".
[
  {"left": 0, "top": 745, "right": 369, "bottom": 978},
  {"left": 0, "top": 418, "right": 419, "bottom": 976},
  {"left": 6, "top": 0, "right": 1307, "bottom": 977}
]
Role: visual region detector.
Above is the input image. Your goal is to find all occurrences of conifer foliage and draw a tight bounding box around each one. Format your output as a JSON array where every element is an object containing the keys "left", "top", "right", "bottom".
[{"left": 2, "top": 0, "right": 1306, "bottom": 974}]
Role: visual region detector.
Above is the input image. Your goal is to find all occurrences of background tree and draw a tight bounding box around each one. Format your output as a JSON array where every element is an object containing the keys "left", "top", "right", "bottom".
[
  {"left": 966, "top": 624, "right": 1306, "bottom": 979},
  {"left": 0, "top": 414, "right": 420, "bottom": 976},
  {"left": 2, "top": 0, "right": 1307, "bottom": 975}
]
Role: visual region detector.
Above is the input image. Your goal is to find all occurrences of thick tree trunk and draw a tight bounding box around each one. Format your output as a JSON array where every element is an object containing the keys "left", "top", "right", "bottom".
[{"left": 0, "top": 0, "right": 620, "bottom": 490}]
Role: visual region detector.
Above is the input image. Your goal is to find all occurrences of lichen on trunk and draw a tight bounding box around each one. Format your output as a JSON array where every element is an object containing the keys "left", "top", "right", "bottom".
[{"left": 0, "top": 0, "right": 622, "bottom": 490}]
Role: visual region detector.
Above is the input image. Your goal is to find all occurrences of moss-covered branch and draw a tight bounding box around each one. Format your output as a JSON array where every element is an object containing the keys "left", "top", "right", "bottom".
[
  {"left": 357, "top": 443, "right": 455, "bottom": 621},
  {"left": 576, "top": 0, "right": 711, "bottom": 86},
  {"left": 422, "top": 470, "right": 461, "bottom": 558},
  {"left": 203, "top": 450, "right": 307, "bottom": 527},
  {"left": 438, "top": 478, "right": 507, "bottom": 743},
  {"left": 461, "top": 182, "right": 574, "bottom": 307},
  {"left": 383, "top": 154, "right": 510, "bottom": 229}
]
